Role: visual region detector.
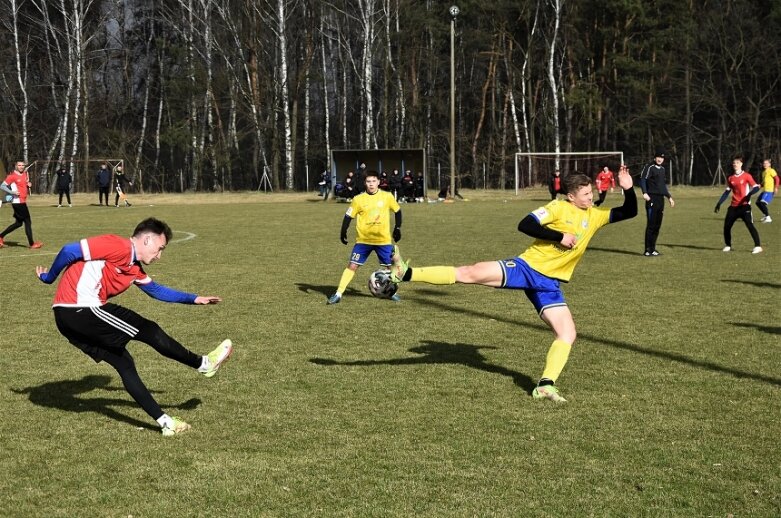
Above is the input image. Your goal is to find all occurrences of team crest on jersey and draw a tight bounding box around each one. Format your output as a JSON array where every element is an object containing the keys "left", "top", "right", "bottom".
[{"left": 582, "top": 220, "right": 588, "bottom": 229}]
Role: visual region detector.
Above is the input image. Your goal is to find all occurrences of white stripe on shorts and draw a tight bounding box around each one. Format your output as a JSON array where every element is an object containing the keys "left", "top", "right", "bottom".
[{"left": 90, "top": 306, "right": 139, "bottom": 337}]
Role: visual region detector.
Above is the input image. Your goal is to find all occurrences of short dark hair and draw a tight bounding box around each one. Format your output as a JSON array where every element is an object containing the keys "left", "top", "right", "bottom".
[
  {"left": 562, "top": 173, "right": 592, "bottom": 194},
  {"left": 133, "top": 218, "right": 172, "bottom": 242},
  {"left": 733, "top": 154, "right": 744, "bottom": 162},
  {"left": 364, "top": 170, "right": 380, "bottom": 179}
]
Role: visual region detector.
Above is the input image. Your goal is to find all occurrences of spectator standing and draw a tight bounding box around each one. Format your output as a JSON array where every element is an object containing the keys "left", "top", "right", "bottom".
[
  {"left": 639, "top": 148, "right": 675, "bottom": 256},
  {"left": 55, "top": 165, "right": 73, "bottom": 207},
  {"left": 389, "top": 169, "right": 403, "bottom": 200},
  {"left": 96, "top": 163, "right": 112, "bottom": 206},
  {"left": 113, "top": 165, "right": 132, "bottom": 207},
  {"left": 401, "top": 170, "right": 415, "bottom": 203},
  {"left": 0, "top": 161, "right": 43, "bottom": 249},
  {"left": 415, "top": 172, "right": 426, "bottom": 202}
]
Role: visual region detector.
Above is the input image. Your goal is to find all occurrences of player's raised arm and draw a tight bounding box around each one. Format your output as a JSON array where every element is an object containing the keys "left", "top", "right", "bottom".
[{"left": 609, "top": 165, "right": 638, "bottom": 223}]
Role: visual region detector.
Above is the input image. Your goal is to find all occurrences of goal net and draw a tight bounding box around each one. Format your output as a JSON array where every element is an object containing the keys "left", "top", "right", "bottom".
[{"left": 514, "top": 151, "right": 624, "bottom": 196}]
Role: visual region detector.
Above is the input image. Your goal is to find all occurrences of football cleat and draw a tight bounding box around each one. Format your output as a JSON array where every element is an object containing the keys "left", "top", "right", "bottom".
[
  {"left": 760, "top": 216, "right": 772, "bottom": 223},
  {"left": 200, "top": 339, "right": 233, "bottom": 378},
  {"left": 390, "top": 245, "right": 409, "bottom": 283},
  {"left": 161, "top": 417, "right": 191, "bottom": 436},
  {"left": 327, "top": 293, "right": 342, "bottom": 305},
  {"left": 532, "top": 385, "right": 567, "bottom": 403},
  {"left": 751, "top": 246, "right": 763, "bottom": 254},
  {"left": 390, "top": 293, "right": 401, "bottom": 302},
  {"left": 30, "top": 242, "right": 43, "bottom": 249},
  {"left": 722, "top": 246, "right": 731, "bottom": 252},
  {"left": 0, "top": 237, "right": 4, "bottom": 248}
]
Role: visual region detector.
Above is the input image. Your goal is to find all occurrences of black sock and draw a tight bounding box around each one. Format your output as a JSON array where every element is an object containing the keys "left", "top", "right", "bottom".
[{"left": 403, "top": 268, "right": 413, "bottom": 282}]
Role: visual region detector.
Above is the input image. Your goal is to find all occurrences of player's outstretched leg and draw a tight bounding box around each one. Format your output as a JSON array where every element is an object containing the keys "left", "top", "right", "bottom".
[
  {"left": 390, "top": 245, "right": 409, "bottom": 283},
  {"left": 198, "top": 339, "right": 234, "bottom": 378}
]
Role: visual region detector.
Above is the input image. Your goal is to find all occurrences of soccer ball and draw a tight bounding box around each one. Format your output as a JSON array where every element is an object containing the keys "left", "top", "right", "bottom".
[{"left": 368, "top": 269, "right": 399, "bottom": 299}]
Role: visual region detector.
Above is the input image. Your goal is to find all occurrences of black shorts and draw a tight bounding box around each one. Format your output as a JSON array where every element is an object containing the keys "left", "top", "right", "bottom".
[
  {"left": 53, "top": 304, "right": 148, "bottom": 363},
  {"left": 11, "top": 203, "right": 31, "bottom": 222}
]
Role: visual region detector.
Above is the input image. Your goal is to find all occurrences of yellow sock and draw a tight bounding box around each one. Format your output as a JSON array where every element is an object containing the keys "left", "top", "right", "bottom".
[
  {"left": 336, "top": 268, "right": 356, "bottom": 294},
  {"left": 540, "top": 339, "right": 573, "bottom": 383},
  {"left": 410, "top": 266, "right": 456, "bottom": 285}
]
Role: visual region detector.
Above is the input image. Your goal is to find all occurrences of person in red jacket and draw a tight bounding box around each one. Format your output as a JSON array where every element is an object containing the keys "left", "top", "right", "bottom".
[
  {"left": 0, "top": 161, "right": 43, "bottom": 249},
  {"left": 594, "top": 165, "right": 616, "bottom": 207}
]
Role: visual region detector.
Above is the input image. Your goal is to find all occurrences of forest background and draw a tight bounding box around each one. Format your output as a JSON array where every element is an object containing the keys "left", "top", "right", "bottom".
[{"left": 0, "top": 0, "right": 778, "bottom": 193}]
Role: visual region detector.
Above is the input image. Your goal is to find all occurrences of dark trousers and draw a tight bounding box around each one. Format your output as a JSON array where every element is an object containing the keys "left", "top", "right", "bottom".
[
  {"left": 724, "top": 205, "right": 760, "bottom": 247},
  {"left": 595, "top": 190, "right": 607, "bottom": 207},
  {"left": 644, "top": 194, "right": 665, "bottom": 253},
  {"left": 54, "top": 304, "right": 202, "bottom": 420},
  {"left": 57, "top": 188, "right": 71, "bottom": 205},
  {"left": 98, "top": 186, "right": 110, "bottom": 205},
  {"left": 1, "top": 203, "right": 34, "bottom": 245}
]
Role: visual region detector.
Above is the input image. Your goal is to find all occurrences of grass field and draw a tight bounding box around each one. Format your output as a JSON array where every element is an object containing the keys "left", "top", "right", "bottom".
[{"left": 1, "top": 187, "right": 779, "bottom": 517}]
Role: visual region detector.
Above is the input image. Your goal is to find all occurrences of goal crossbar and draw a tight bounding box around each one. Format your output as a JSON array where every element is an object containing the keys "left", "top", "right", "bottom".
[{"left": 514, "top": 151, "right": 624, "bottom": 196}]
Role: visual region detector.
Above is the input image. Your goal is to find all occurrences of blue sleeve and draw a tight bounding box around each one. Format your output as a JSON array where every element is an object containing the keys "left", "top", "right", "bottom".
[
  {"left": 38, "top": 241, "right": 83, "bottom": 284},
  {"left": 137, "top": 280, "right": 197, "bottom": 304},
  {"left": 716, "top": 190, "right": 730, "bottom": 206}
]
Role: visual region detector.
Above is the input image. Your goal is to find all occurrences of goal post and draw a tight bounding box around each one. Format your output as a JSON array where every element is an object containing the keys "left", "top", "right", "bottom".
[{"left": 514, "top": 151, "right": 625, "bottom": 196}]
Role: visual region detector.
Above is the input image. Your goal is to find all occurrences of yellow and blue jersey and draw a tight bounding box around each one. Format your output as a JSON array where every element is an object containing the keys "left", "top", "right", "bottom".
[
  {"left": 520, "top": 200, "right": 611, "bottom": 282},
  {"left": 346, "top": 190, "right": 400, "bottom": 245},
  {"left": 761, "top": 167, "right": 778, "bottom": 192}
]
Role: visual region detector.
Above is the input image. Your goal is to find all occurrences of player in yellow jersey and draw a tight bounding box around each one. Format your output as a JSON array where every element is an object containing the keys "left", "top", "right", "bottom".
[
  {"left": 327, "top": 170, "right": 402, "bottom": 304},
  {"left": 389, "top": 166, "right": 637, "bottom": 402},
  {"left": 757, "top": 158, "right": 779, "bottom": 223}
]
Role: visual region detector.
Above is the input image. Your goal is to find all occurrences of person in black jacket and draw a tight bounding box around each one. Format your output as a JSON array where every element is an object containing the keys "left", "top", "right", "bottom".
[
  {"left": 639, "top": 148, "right": 675, "bottom": 256},
  {"left": 96, "top": 163, "right": 112, "bottom": 206},
  {"left": 389, "top": 169, "right": 402, "bottom": 200},
  {"left": 113, "top": 165, "right": 132, "bottom": 207},
  {"left": 55, "top": 165, "right": 72, "bottom": 207}
]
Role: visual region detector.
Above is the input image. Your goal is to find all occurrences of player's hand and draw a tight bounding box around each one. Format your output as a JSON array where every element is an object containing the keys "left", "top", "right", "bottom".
[
  {"left": 560, "top": 233, "right": 577, "bottom": 249},
  {"left": 393, "top": 227, "right": 401, "bottom": 242},
  {"left": 669, "top": 198, "right": 675, "bottom": 208},
  {"left": 340, "top": 232, "right": 348, "bottom": 245},
  {"left": 35, "top": 266, "right": 54, "bottom": 283},
  {"left": 714, "top": 204, "right": 720, "bottom": 213},
  {"left": 194, "top": 296, "right": 221, "bottom": 304},
  {"left": 617, "top": 165, "right": 633, "bottom": 190},
  {"left": 642, "top": 193, "right": 650, "bottom": 201}
]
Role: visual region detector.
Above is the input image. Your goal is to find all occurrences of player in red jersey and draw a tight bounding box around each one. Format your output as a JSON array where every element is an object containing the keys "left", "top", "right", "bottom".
[
  {"left": 35, "top": 218, "right": 233, "bottom": 436},
  {"left": 0, "top": 161, "right": 43, "bottom": 249},
  {"left": 593, "top": 165, "right": 616, "bottom": 207},
  {"left": 714, "top": 155, "right": 762, "bottom": 254}
]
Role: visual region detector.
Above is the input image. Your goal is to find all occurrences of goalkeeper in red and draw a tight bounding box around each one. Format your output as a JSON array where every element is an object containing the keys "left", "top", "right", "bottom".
[
  {"left": 35, "top": 217, "right": 233, "bottom": 435},
  {"left": 327, "top": 170, "right": 402, "bottom": 304},
  {"left": 389, "top": 166, "right": 637, "bottom": 402}
]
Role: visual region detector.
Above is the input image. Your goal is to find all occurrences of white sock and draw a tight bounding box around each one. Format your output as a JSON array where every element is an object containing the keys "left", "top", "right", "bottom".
[
  {"left": 157, "top": 414, "right": 174, "bottom": 428},
  {"left": 197, "top": 355, "right": 210, "bottom": 372}
]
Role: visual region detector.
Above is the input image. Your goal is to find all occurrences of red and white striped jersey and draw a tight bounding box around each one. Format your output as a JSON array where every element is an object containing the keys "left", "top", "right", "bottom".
[{"left": 52, "top": 234, "right": 151, "bottom": 307}]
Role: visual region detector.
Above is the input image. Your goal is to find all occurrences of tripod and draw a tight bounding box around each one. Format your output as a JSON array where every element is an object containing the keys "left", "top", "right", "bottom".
[{"left": 258, "top": 166, "right": 273, "bottom": 192}]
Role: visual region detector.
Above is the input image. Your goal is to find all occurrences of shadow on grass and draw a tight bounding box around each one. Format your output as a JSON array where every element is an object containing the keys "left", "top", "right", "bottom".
[
  {"left": 295, "top": 283, "right": 372, "bottom": 300},
  {"left": 587, "top": 246, "right": 642, "bottom": 257},
  {"left": 394, "top": 295, "right": 781, "bottom": 388},
  {"left": 11, "top": 374, "right": 202, "bottom": 431},
  {"left": 662, "top": 243, "right": 724, "bottom": 251},
  {"left": 730, "top": 322, "right": 781, "bottom": 336},
  {"left": 311, "top": 340, "right": 537, "bottom": 394},
  {"left": 722, "top": 279, "right": 781, "bottom": 290}
]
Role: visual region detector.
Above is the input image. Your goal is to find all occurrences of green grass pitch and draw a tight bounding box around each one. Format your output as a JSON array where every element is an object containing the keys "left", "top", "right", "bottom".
[{"left": 0, "top": 188, "right": 778, "bottom": 516}]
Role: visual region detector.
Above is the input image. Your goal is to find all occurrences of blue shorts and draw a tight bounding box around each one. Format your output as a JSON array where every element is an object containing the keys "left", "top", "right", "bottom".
[
  {"left": 498, "top": 257, "right": 566, "bottom": 315},
  {"left": 349, "top": 243, "right": 393, "bottom": 266},
  {"left": 757, "top": 192, "right": 774, "bottom": 205}
]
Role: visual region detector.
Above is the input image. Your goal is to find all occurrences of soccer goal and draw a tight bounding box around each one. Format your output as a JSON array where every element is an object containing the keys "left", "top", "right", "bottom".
[{"left": 513, "top": 151, "right": 625, "bottom": 196}]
